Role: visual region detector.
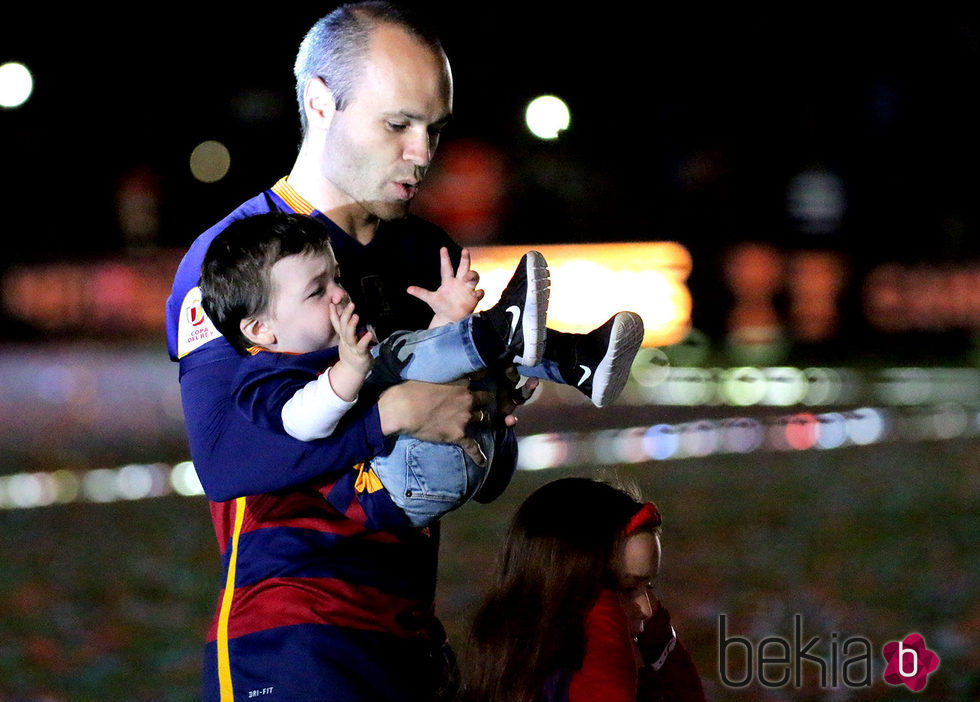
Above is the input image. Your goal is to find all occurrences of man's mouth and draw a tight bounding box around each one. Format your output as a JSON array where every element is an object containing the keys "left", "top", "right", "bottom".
[{"left": 394, "top": 181, "right": 419, "bottom": 200}]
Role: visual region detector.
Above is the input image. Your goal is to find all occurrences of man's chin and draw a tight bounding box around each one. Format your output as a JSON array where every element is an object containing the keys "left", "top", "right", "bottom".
[{"left": 374, "top": 201, "right": 412, "bottom": 222}]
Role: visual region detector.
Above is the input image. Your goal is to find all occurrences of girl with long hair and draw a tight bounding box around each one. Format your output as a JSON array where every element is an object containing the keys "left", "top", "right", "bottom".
[{"left": 461, "top": 477, "right": 704, "bottom": 702}]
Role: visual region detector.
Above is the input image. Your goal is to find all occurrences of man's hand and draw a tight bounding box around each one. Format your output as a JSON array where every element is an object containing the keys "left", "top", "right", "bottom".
[
  {"left": 494, "top": 365, "right": 538, "bottom": 428},
  {"left": 406, "top": 247, "right": 485, "bottom": 327},
  {"left": 377, "top": 380, "right": 491, "bottom": 466}
]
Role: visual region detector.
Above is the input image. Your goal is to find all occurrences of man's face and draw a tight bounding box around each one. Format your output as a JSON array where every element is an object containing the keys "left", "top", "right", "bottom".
[
  {"left": 263, "top": 250, "right": 349, "bottom": 354},
  {"left": 319, "top": 25, "right": 453, "bottom": 221}
]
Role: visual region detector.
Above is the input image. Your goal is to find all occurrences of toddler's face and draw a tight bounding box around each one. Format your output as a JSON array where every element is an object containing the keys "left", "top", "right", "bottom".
[{"left": 265, "top": 250, "right": 349, "bottom": 353}]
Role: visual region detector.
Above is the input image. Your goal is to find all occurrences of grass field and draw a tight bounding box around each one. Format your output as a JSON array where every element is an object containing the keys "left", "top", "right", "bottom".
[{"left": 0, "top": 436, "right": 976, "bottom": 700}]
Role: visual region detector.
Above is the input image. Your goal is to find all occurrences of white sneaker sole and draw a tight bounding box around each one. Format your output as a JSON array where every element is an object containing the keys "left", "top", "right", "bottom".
[
  {"left": 591, "top": 311, "right": 644, "bottom": 407},
  {"left": 514, "top": 251, "right": 550, "bottom": 367}
]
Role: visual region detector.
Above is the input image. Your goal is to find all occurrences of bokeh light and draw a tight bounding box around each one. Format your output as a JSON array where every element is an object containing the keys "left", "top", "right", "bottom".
[
  {"left": 611, "top": 427, "right": 651, "bottom": 464},
  {"left": 525, "top": 95, "right": 570, "bottom": 139},
  {"left": 815, "top": 413, "right": 848, "bottom": 449},
  {"left": 82, "top": 469, "right": 118, "bottom": 503},
  {"left": 171, "top": 461, "right": 205, "bottom": 496},
  {"left": 631, "top": 348, "right": 671, "bottom": 387},
  {"left": 784, "top": 413, "right": 819, "bottom": 450},
  {"left": 643, "top": 424, "right": 680, "bottom": 460},
  {"left": 803, "top": 367, "right": 843, "bottom": 405},
  {"left": 721, "top": 418, "right": 765, "bottom": 453},
  {"left": 930, "top": 403, "right": 969, "bottom": 440},
  {"left": 846, "top": 408, "right": 886, "bottom": 445},
  {"left": 0, "top": 61, "right": 33, "bottom": 108},
  {"left": 516, "top": 433, "right": 569, "bottom": 470},
  {"left": 470, "top": 242, "right": 692, "bottom": 347},
  {"left": 190, "top": 140, "right": 231, "bottom": 183},
  {"left": 786, "top": 168, "right": 847, "bottom": 234},
  {"left": 679, "top": 421, "right": 721, "bottom": 458},
  {"left": 722, "top": 366, "right": 767, "bottom": 406},
  {"left": 5, "top": 473, "right": 52, "bottom": 509},
  {"left": 763, "top": 367, "right": 808, "bottom": 406}
]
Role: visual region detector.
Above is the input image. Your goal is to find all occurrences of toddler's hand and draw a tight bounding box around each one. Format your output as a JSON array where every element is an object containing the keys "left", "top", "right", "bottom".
[
  {"left": 330, "top": 301, "right": 374, "bottom": 378},
  {"left": 406, "top": 247, "right": 485, "bottom": 326}
]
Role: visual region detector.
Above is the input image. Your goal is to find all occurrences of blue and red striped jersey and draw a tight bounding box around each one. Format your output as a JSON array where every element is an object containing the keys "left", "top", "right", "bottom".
[{"left": 167, "top": 179, "right": 489, "bottom": 701}]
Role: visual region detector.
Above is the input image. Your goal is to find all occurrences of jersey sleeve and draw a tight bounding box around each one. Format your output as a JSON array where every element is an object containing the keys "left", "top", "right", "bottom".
[
  {"left": 232, "top": 349, "right": 355, "bottom": 441},
  {"left": 179, "top": 340, "right": 388, "bottom": 503}
]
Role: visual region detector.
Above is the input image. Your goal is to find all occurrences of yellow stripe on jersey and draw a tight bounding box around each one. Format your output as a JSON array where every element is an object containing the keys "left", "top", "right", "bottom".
[
  {"left": 217, "top": 496, "right": 248, "bottom": 702},
  {"left": 271, "top": 177, "right": 316, "bottom": 216}
]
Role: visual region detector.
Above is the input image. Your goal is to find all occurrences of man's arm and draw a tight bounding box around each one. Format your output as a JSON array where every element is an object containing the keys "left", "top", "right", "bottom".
[
  {"left": 376, "top": 377, "right": 494, "bottom": 468},
  {"left": 180, "top": 345, "right": 486, "bottom": 502}
]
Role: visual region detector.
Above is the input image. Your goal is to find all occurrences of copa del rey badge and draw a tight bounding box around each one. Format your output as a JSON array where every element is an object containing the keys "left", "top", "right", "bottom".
[{"left": 178, "top": 286, "right": 220, "bottom": 357}]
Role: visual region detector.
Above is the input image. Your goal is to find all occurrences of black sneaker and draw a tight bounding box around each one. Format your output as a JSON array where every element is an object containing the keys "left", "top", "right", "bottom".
[
  {"left": 561, "top": 311, "right": 644, "bottom": 407},
  {"left": 479, "top": 251, "right": 550, "bottom": 367}
]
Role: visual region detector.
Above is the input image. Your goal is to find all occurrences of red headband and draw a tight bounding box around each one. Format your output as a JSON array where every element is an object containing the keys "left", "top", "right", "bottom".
[{"left": 626, "top": 502, "right": 662, "bottom": 534}]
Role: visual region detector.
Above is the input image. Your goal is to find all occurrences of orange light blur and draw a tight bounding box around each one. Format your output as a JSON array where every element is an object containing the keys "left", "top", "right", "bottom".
[{"left": 469, "top": 242, "right": 692, "bottom": 347}]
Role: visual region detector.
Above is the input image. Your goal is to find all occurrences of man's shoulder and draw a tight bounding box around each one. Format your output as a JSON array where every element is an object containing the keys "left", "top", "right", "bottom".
[
  {"left": 166, "top": 189, "right": 282, "bottom": 361},
  {"left": 170, "top": 190, "right": 280, "bottom": 292},
  {"left": 209, "top": 191, "right": 280, "bottom": 233}
]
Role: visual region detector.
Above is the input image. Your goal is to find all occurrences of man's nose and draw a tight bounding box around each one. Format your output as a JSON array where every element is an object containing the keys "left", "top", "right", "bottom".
[{"left": 403, "top": 131, "right": 432, "bottom": 167}]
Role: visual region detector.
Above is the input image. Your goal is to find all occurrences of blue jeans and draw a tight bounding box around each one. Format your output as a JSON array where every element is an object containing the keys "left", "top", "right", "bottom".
[
  {"left": 517, "top": 358, "right": 563, "bottom": 383},
  {"left": 368, "top": 317, "right": 564, "bottom": 384},
  {"left": 368, "top": 319, "right": 500, "bottom": 527}
]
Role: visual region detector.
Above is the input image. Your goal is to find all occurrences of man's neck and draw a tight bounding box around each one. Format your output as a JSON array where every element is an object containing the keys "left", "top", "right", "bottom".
[{"left": 288, "top": 146, "right": 380, "bottom": 245}]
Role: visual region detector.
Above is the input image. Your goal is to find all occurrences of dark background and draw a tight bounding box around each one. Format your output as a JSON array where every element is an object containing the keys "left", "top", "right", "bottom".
[
  {"left": 4, "top": 5, "right": 979, "bottom": 261},
  {"left": 0, "top": 4, "right": 978, "bottom": 700},
  {"left": 5, "top": 5, "right": 980, "bottom": 358}
]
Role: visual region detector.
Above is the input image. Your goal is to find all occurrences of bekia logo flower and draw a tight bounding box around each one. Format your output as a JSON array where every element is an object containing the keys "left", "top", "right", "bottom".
[{"left": 882, "top": 633, "right": 939, "bottom": 692}]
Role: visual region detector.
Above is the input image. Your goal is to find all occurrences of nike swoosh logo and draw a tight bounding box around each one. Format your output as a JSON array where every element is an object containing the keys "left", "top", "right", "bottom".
[
  {"left": 577, "top": 365, "right": 592, "bottom": 386},
  {"left": 505, "top": 305, "right": 521, "bottom": 346}
]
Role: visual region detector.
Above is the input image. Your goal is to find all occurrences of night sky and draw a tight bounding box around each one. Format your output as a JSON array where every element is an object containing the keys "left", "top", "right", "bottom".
[{"left": 3, "top": 5, "right": 980, "bottom": 266}]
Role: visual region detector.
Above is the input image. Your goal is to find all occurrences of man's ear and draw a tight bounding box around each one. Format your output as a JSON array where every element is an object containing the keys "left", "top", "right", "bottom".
[
  {"left": 241, "top": 317, "right": 276, "bottom": 348},
  {"left": 304, "top": 77, "right": 338, "bottom": 131}
]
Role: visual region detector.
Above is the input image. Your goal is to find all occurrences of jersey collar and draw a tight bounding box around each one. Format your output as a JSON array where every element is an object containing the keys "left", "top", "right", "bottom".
[
  {"left": 271, "top": 177, "right": 317, "bottom": 216},
  {"left": 270, "top": 176, "right": 371, "bottom": 252}
]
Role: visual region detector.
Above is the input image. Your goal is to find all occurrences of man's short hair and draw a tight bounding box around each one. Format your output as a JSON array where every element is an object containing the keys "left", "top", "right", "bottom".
[
  {"left": 293, "top": 1, "right": 443, "bottom": 135},
  {"left": 200, "top": 213, "right": 334, "bottom": 353}
]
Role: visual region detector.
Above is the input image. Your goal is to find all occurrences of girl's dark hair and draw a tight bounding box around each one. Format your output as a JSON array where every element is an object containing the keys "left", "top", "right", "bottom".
[
  {"left": 460, "top": 477, "right": 649, "bottom": 702},
  {"left": 199, "top": 212, "right": 333, "bottom": 353}
]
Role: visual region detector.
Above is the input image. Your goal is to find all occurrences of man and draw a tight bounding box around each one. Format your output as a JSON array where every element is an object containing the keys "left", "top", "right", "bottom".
[{"left": 166, "top": 3, "right": 641, "bottom": 700}]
